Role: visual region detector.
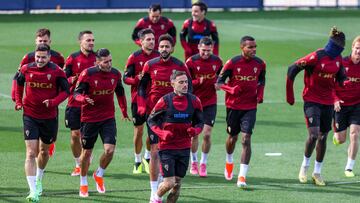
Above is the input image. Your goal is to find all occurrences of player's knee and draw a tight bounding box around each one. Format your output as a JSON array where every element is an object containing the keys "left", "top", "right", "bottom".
[
  {"left": 104, "top": 148, "right": 115, "bottom": 157},
  {"left": 82, "top": 149, "right": 92, "bottom": 159},
  {"left": 349, "top": 131, "right": 359, "bottom": 142},
  {"left": 203, "top": 134, "right": 211, "bottom": 142},
  {"left": 241, "top": 134, "right": 251, "bottom": 146},
  {"left": 38, "top": 148, "right": 49, "bottom": 158},
  {"left": 71, "top": 130, "right": 80, "bottom": 138},
  {"left": 26, "top": 150, "right": 37, "bottom": 160}
]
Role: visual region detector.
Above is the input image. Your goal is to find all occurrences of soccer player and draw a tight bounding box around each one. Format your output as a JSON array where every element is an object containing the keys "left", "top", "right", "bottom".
[
  {"left": 124, "top": 28, "right": 160, "bottom": 174},
  {"left": 15, "top": 44, "right": 69, "bottom": 202},
  {"left": 148, "top": 70, "right": 204, "bottom": 203},
  {"left": 132, "top": 4, "right": 176, "bottom": 50},
  {"left": 333, "top": 36, "right": 360, "bottom": 177},
  {"left": 216, "top": 36, "right": 266, "bottom": 188},
  {"left": 186, "top": 36, "right": 223, "bottom": 177},
  {"left": 74, "top": 48, "right": 129, "bottom": 197},
  {"left": 286, "top": 27, "right": 346, "bottom": 186},
  {"left": 11, "top": 28, "right": 65, "bottom": 157},
  {"left": 137, "top": 34, "right": 192, "bottom": 201},
  {"left": 180, "top": 1, "right": 219, "bottom": 60},
  {"left": 64, "top": 30, "right": 96, "bottom": 176}
]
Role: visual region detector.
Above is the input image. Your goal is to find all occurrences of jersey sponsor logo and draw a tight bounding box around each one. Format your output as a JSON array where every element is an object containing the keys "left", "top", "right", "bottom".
[
  {"left": 348, "top": 77, "right": 360, "bottom": 83},
  {"left": 154, "top": 80, "right": 171, "bottom": 87},
  {"left": 111, "top": 79, "right": 115, "bottom": 85},
  {"left": 173, "top": 113, "right": 190, "bottom": 119},
  {"left": 234, "top": 75, "right": 257, "bottom": 81},
  {"left": 28, "top": 82, "right": 53, "bottom": 89},
  {"left": 318, "top": 72, "right": 334, "bottom": 79},
  {"left": 47, "top": 74, "right": 51, "bottom": 80},
  {"left": 92, "top": 89, "right": 114, "bottom": 95},
  {"left": 195, "top": 73, "right": 216, "bottom": 80}
]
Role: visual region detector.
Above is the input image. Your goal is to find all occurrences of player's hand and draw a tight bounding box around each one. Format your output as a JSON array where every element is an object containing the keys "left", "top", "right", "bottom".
[
  {"left": 163, "top": 130, "right": 173, "bottom": 140},
  {"left": 85, "top": 97, "right": 94, "bottom": 105},
  {"left": 334, "top": 100, "right": 344, "bottom": 112},
  {"left": 137, "top": 72, "right": 143, "bottom": 80},
  {"left": 137, "top": 105, "right": 146, "bottom": 116},
  {"left": 122, "top": 115, "right": 131, "bottom": 121},
  {"left": 15, "top": 103, "right": 23, "bottom": 111},
  {"left": 231, "top": 85, "right": 242, "bottom": 95},
  {"left": 257, "top": 97, "right": 263, "bottom": 104},
  {"left": 72, "top": 75, "right": 78, "bottom": 84},
  {"left": 42, "top": 99, "right": 51, "bottom": 108},
  {"left": 187, "top": 127, "right": 197, "bottom": 137},
  {"left": 214, "top": 83, "right": 221, "bottom": 91}
]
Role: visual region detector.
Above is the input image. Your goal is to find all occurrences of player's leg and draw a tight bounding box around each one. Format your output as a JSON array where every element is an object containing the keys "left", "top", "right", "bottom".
[
  {"left": 154, "top": 149, "right": 176, "bottom": 203},
  {"left": 190, "top": 135, "right": 199, "bottom": 175},
  {"left": 133, "top": 124, "right": 144, "bottom": 174},
  {"left": 148, "top": 124, "right": 160, "bottom": 201},
  {"left": 65, "top": 107, "right": 82, "bottom": 176},
  {"left": 333, "top": 106, "right": 349, "bottom": 145},
  {"left": 345, "top": 124, "right": 360, "bottom": 177}
]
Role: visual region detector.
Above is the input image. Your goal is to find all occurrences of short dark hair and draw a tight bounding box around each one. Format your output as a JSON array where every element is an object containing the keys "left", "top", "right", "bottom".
[
  {"left": 240, "top": 36, "right": 255, "bottom": 46},
  {"left": 36, "top": 44, "right": 50, "bottom": 53},
  {"left": 170, "top": 70, "right": 187, "bottom": 81},
  {"left": 36, "top": 28, "right": 50, "bottom": 38},
  {"left": 78, "top": 30, "right": 93, "bottom": 40},
  {"left": 158, "top": 34, "right": 174, "bottom": 46},
  {"left": 96, "top": 48, "right": 110, "bottom": 59},
  {"left": 192, "top": 1, "right": 207, "bottom": 14},
  {"left": 199, "top": 36, "right": 213, "bottom": 46},
  {"left": 149, "top": 4, "right": 161, "bottom": 12},
  {"left": 138, "top": 28, "right": 155, "bottom": 40}
]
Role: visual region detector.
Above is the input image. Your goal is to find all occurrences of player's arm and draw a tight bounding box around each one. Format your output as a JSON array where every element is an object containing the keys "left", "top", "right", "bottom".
[
  {"left": 188, "top": 97, "right": 204, "bottom": 137},
  {"left": 15, "top": 66, "right": 26, "bottom": 110},
  {"left": 58, "top": 54, "right": 65, "bottom": 69},
  {"left": 210, "top": 21, "right": 219, "bottom": 56},
  {"left": 147, "top": 97, "right": 173, "bottom": 140},
  {"left": 216, "top": 61, "right": 240, "bottom": 95},
  {"left": 132, "top": 19, "right": 144, "bottom": 46},
  {"left": 137, "top": 64, "right": 151, "bottom": 115},
  {"left": 123, "top": 55, "right": 139, "bottom": 85},
  {"left": 44, "top": 74, "right": 70, "bottom": 108},
  {"left": 186, "top": 58, "right": 201, "bottom": 86},
  {"left": 335, "top": 64, "right": 347, "bottom": 87},
  {"left": 74, "top": 71, "right": 93, "bottom": 105},
  {"left": 180, "top": 20, "right": 191, "bottom": 52},
  {"left": 168, "top": 19, "right": 177, "bottom": 45},
  {"left": 12, "top": 55, "right": 28, "bottom": 102},
  {"left": 257, "top": 63, "right": 266, "bottom": 104},
  {"left": 115, "top": 74, "right": 129, "bottom": 119},
  {"left": 64, "top": 55, "right": 77, "bottom": 85}
]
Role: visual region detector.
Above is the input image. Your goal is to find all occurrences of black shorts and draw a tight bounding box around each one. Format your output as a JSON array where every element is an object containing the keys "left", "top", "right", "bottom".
[
  {"left": 65, "top": 106, "right": 81, "bottom": 130},
  {"left": 159, "top": 148, "right": 190, "bottom": 178},
  {"left": 334, "top": 103, "right": 360, "bottom": 132},
  {"left": 304, "top": 102, "right": 333, "bottom": 133},
  {"left": 80, "top": 118, "right": 117, "bottom": 149},
  {"left": 146, "top": 121, "right": 158, "bottom": 145},
  {"left": 226, "top": 108, "right": 257, "bottom": 136},
  {"left": 23, "top": 115, "right": 58, "bottom": 144},
  {"left": 203, "top": 104, "right": 217, "bottom": 127},
  {"left": 131, "top": 103, "right": 147, "bottom": 126}
]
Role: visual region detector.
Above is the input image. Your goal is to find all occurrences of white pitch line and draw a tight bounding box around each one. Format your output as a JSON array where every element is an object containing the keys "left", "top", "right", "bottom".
[
  {"left": 242, "top": 23, "right": 327, "bottom": 37},
  {"left": 327, "top": 180, "right": 360, "bottom": 185},
  {"left": 0, "top": 93, "right": 11, "bottom": 99}
]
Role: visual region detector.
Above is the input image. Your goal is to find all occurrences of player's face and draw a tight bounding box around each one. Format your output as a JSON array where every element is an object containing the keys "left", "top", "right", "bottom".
[
  {"left": 198, "top": 43, "right": 213, "bottom": 60},
  {"left": 35, "top": 35, "right": 51, "bottom": 46},
  {"left": 159, "top": 40, "right": 173, "bottom": 60},
  {"left": 35, "top": 50, "right": 50, "bottom": 68},
  {"left": 172, "top": 74, "right": 188, "bottom": 95},
  {"left": 149, "top": 10, "right": 161, "bottom": 24},
  {"left": 80, "top": 34, "right": 95, "bottom": 53},
  {"left": 192, "top": 6, "right": 205, "bottom": 22},
  {"left": 241, "top": 40, "right": 257, "bottom": 59},
  {"left": 97, "top": 55, "right": 112, "bottom": 72},
  {"left": 352, "top": 41, "right": 360, "bottom": 62},
  {"left": 141, "top": 33, "right": 155, "bottom": 51}
]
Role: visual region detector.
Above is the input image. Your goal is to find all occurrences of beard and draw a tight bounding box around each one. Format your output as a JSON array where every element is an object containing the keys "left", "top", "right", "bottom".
[{"left": 160, "top": 51, "right": 170, "bottom": 60}]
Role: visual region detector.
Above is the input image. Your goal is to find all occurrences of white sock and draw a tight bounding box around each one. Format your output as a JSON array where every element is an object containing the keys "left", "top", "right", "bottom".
[
  {"left": 26, "top": 176, "right": 36, "bottom": 193},
  {"left": 302, "top": 156, "right": 310, "bottom": 167},
  {"left": 153, "top": 192, "right": 162, "bottom": 200},
  {"left": 96, "top": 167, "right": 105, "bottom": 177},
  {"left": 239, "top": 164, "right": 249, "bottom": 178},
  {"left": 191, "top": 151, "right": 198, "bottom": 163},
  {"left": 313, "top": 160, "right": 323, "bottom": 174},
  {"left": 345, "top": 158, "right": 355, "bottom": 171},
  {"left": 150, "top": 181, "right": 158, "bottom": 196},
  {"left": 80, "top": 176, "right": 88, "bottom": 186},
  {"left": 36, "top": 168, "right": 44, "bottom": 181},
  {"left": 135, "top": 153, "right": 142, "bottom": 163},
  {"left": 144, "top": 149, "right": 151, "bottom": 160},
  {"left": 200, "top": 152, "right": 208, "bottom": 164},
  {"left": 226, "top": 153, "right": 233, "bottom": 163},
  {"left": 74, "top": 157, "right": 80, "bottom": 167}
]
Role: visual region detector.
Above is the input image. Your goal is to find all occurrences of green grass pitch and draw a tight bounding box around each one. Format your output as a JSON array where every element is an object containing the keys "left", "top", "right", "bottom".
[{"left": 0, "top": 9, "right": 360, "bottom": 203}]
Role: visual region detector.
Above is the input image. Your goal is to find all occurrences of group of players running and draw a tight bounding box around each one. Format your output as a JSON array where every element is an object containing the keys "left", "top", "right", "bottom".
[{"left": 10, "top": 1, "right": 360, "bottom": 203}]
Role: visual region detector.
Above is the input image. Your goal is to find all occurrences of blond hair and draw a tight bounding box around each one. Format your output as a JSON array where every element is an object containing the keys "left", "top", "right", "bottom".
[{"left": 352, "top": 36, "right": 360, "bottom": 47}]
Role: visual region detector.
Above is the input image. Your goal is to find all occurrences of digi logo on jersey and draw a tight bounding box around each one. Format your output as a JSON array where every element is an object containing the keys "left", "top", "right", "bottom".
[
  {"left": 92, "top": 89, "right": 114, "bottom": 95},
  {"left": 154, "top": 80, "right": 171, "bottom": 87},
  {"left": 28, "top": 82, "right": 53, "bottom": 89},
  {"left": 234, "top": 75, "right": 256, "bottom": 81},
  {"left": 196, "top": 73, "right": 216, "bottom": 80},
  {"left": 348, "top": 77, "right": 360, "bottom": 83},
  {"left": 173, "top": 113, "right": 190, "bottom": 119},
  {"left": 318, "top": 73, "right": 334, "bottom": 79}
]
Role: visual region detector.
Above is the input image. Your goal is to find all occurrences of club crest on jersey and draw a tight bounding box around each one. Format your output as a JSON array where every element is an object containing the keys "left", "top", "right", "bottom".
[
  {"left": 140, "top": 61, "right": 143, "bottom": 66},
  {"left": 237, "top": 68, "right": 241, "bottom": 73},
  {"left": 148, "top": 25, "right": 152, "bottom": 29},
  {"left": 25, "top": 130, "right": 30, "bottom": 137},
  {"left": 308, "top": 117, "right": 313, "bottom": 124},
  {"left": 77, "top": 62, "right": 81, "bottom": 68},
  {"left": 254, "top": 67, "right": 257, "bottom": 73},
  {"left": 212, "top": 65, "right": 216, "bottom": 71},
  {"left": 164, "top": 164, "right": 169, "bottom": 171},
  {"left": 161, "top": 24, "right": 165, "bottom": 30},
  {"left": 47, "top": 74, "right": 51, "bottom": 80},
  {"left": 197, "top": 66, "right": 200, "bottom": 71},
  {"left": 95, "top": 80, "right": 98, "bottom": 87},
  {"left": 111, "top": 79, "right": 115, "bottom": 85},
  {"left": 345, "top": 67, "right": 349, "bottom": 72},
  {"left": 321, "top": 64, "right": 325, "bottom": 69},
  {"left": 154, "top": 70, "right": 158, "bottom": 75},
  {"left": 30, "top": 73, "right": 33, "bottom": 78},
  {"left": 336, "top": 61, "right": 340, "bottom": 68}
]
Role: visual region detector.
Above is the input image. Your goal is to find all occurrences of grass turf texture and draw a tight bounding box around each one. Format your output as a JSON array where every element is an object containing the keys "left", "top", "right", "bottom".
[{"left": 0, "top": 10, "right": 360, "bottom": 202}]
